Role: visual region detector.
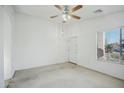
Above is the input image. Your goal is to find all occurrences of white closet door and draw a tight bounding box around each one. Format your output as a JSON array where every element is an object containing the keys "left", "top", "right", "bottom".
[
  {"left": 0, "top": 6, "right": 4, "bottom": 88},
  {"left": 68, "top": 37, "right": 77, "bottom": 63}
]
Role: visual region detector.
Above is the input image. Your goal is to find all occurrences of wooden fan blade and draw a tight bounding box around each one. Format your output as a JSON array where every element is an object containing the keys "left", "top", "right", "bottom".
[
  {"left": 54, "top": 5, "right": 63, "bottom": 11},
  {"left": 71, "top": 5, "right": 83, "bottom": 12},
  {"left": 70, "top": 14, "right": 81, "bottom": 20},
  {"left": 50, "top": 15, "right": 58, "bottom": 18}
]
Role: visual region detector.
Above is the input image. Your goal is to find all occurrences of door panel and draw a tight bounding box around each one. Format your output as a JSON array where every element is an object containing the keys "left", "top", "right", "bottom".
[{"left": 68, "top": 37, "right": 77, "bottom": 63}]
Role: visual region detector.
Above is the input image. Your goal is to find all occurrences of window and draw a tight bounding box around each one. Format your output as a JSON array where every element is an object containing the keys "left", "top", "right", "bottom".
[{"left": 97, "top": 28, "right": 124, "bottom": 65}]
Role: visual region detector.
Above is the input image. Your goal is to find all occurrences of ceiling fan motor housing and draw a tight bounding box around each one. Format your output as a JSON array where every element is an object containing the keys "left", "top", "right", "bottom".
[{"left": 63, "top": 5, "right": 69, "bottom": 14}]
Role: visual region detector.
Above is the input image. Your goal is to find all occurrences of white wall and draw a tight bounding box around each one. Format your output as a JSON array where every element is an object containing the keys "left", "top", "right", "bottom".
[
  {"left": 13, "top": 13, "right": 67, "bottom": 70},
  {"left": 0, "top": 6, "right": 4, "bottom": 87},
  {"left": 3, "top": 6, "right": 15, "bottom": 80},
  {"left": 67, "top": 11, "right": 124, "bottom": 80}
]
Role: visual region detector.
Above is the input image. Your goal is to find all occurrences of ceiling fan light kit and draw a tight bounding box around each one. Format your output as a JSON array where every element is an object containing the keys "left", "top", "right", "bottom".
[
  {"left": 50, "top": 5, "right": 83, "bottom": 22},
  {"left": 62, "top": 14, "right": 71, "bottom": 21}
]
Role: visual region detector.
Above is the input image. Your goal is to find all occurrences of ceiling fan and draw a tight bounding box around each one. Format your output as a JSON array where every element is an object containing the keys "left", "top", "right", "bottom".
[{"left": 50, "top": 5, "right": 83, "bottom": 22}]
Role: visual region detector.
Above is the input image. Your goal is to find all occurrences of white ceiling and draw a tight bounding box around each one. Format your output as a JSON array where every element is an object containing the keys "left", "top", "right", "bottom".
[{"left": 14, "top": 5, "right": 124, "bottom": 23}]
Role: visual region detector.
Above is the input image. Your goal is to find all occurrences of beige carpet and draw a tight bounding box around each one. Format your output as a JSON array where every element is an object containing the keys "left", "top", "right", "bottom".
[{"left": 8, "top": 62, "right": 124, "bottom": 88}]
